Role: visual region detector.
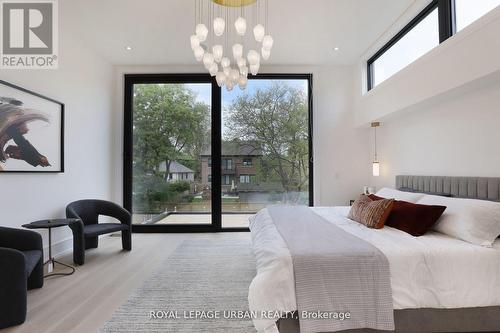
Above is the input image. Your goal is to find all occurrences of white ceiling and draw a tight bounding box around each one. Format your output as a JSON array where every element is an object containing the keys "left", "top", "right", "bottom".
[{"left": 67, "top": 0, "right": 414, "bottom": 66}]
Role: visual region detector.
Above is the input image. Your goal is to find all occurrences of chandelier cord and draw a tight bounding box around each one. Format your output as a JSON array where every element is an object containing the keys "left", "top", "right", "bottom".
[
  {"left": 253, "top": 0, "right": 256, "bottom": 28},
  {"left": 266, "top": 0, "right": 269, "bottom": 32},
  {"left": 230, "top": 3, "right": 233, "bottom": 47},
  {"left": 225, "top": 4, "right": 228, "bottom": 53},
  {"left": 241, "top": 0, "right": 244, "bottom": 44},
  {"left": 257, "top": 0, "right": 260, "bottom": 26},
  {"left": 210, "top": 0, "right": 213, "bottom": 46}
]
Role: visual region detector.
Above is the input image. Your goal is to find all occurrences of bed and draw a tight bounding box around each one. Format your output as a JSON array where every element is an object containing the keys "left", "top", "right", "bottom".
[{"left": 248, "top": 175, "right": 500, "bottom": 333}]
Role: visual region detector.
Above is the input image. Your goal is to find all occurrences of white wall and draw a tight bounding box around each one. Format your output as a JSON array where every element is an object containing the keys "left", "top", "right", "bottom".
[
  {"left": 112, "top": 65, "right": 369, "bottom": 207},
  {"left": 0, "top": 1, "right": 114, "bottom": 259},
  {"left": 308, "top": 66, "right": 370, "bottom": 205},
  {"left": 370, "top": 77, "right": 500, "bottom": 190},
  {"left": 353, "top": 3, "right": 500, "bottom": 190}
]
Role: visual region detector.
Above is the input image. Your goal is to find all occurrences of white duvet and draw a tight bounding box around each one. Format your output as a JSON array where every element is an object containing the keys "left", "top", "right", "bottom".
[{"left": 248, "top": 206, "right": 500, "bottom": 333}]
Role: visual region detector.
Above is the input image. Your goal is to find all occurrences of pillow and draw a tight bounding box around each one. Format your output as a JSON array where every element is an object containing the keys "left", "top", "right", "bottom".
[
  {"left": 375, "top": 188, "right": 425, "bottom": 203},
  {"left": 348, "top": 195, "right": 394, "bottom": 229},
  {"left": 369, "top": 194, "right": 446, "bottom": 236},
  {"left": 417, "top": 195, "right": 500, "bottom": 247}
]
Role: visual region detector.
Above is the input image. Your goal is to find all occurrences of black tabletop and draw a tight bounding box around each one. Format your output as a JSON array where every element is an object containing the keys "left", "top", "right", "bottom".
[{"left": 22, "top": 218, "right": 81, "bottom": 229}]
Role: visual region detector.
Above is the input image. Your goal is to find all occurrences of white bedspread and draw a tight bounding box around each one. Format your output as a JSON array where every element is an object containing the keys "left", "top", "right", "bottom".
[{"left": 248, "top": 206, "right": 500, "bottom": 333}]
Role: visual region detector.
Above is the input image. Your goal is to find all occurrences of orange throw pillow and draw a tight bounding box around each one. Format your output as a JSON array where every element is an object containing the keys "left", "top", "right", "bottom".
[{"left": 348, "top": 195, "right": 394, "bottom": 229}]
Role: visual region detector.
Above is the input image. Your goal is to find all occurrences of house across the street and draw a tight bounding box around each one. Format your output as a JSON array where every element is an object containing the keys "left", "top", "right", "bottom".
[
  {"left": 201, "top": 140, "right": 262, "bottom": 193},
  {"left": 159, "top": 160, "right": 195, "bottom": 182}
]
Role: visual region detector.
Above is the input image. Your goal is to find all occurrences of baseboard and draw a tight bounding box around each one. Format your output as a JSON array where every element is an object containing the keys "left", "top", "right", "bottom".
[
  {"left": 44, "top": 236, "right": 73, "bottom": 261},
  {"left": 45, "top": 234, "right": 114, "bottom": 261}
]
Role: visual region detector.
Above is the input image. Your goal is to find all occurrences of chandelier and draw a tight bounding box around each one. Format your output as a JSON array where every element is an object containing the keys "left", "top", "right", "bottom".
[{"left": 190, "top": 0, "right": 273, "bottom": 91}]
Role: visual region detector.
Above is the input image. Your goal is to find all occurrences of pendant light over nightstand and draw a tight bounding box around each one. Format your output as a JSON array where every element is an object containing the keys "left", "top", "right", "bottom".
[{"left": 371, "top": 122, "right": 380, "bottom": 177}]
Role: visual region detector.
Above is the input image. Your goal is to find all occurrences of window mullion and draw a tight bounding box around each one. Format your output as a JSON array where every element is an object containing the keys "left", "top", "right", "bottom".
[{"left": 438, "top": 0, "right": 456, "bottom": 42}]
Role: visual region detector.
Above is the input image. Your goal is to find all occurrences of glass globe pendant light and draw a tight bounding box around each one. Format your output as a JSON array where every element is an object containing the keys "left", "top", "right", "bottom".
[
  {"left": 262, "top": 35, "right": 274, "bottom": 50},
  {"left": 261, "top": 47, "right": 270, "bottom": 60},
  {"left": 209, "top": 63, "right": 219, "bottom": 76},
  {"left": 203, "top": 52, "right": 215, "bottom": 69},
  {"left": 250, "top": 63, "right": 260, "bottom": 75},
  {"left": 190, "top": 35, "right": 200, "bottom": 50},
  {"left": 195, "top": 23, "right": 208, "bottom": 42},
  {"left": 234, "top": 17, "right": 247, "bottom": 35},
  {"left": 213, "top": 45, "right": 223, "bottom": 62},
  {"left": 213, "top": 17, "right": 225, "bottom": 36},
  {"left": 237, "top": 57, "right": 246, "bottom": 68},
  {"left": 229, "top": 68, "right": 240, "bottom": 82},
  {"left": 232, "top": 44, "right": 243, "bottom": 60},
  {"left": 216, "top": 71, "right": 227, "bottom": 87},
  {"left": 238, "top": 75, "right": 248, "bottom": 89},
  {"left": 253, "top": 24, "right": 265, "bottom": 42},
  {"left": 240, "top": 66, "right": 248, "bottom": 76},
  {"left": 194, "top": 46, "right": 205, "bottom": 62},
  {"left": 247, "top": 49, "right": 260, "bottom": 65},
  {"left": 221, "top": 57, "right": 230, "bottom": 68}
]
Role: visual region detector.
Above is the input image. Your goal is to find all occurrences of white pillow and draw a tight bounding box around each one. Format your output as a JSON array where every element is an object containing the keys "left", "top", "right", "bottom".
[
  {"left": 418, "top": 195, "right": 500, "bottom": 247},
  {"left": 375, "top": 188, "right": 425, "bottom": 203}
]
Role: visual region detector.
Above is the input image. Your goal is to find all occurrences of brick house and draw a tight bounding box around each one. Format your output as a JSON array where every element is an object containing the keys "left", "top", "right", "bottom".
[{"left": 200, "top": 140, "right": 262, "bottom": 193}]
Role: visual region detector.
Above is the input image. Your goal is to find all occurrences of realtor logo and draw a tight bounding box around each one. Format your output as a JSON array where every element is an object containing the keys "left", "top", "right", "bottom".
[{"left": 1, "top": 0, "right": 58, "bottom": 69}]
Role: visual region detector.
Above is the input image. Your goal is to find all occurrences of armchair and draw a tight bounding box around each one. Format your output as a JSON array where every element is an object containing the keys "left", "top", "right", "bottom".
[
  {"left": 66, "top": 200, "right": 132, "bottom": 265},
  {"left": 0, "top": 226, "right": 44, "bottom": 329}
]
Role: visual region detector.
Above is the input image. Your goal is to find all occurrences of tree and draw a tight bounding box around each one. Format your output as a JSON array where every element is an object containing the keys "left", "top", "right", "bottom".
[
  {"left": 224, "top": 83, "right": 309, "bottom": 201},
  {"left": 132, "top": 84, "right": 210, "bottom": 213},
  {"left": 132, "top": 84, "right": 210, "bottom": 179}
]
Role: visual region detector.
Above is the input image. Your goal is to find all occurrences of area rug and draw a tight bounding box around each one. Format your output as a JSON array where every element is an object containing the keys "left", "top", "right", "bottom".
[{"left": 100, "top": 235, "right": 257, "bottom": 332}]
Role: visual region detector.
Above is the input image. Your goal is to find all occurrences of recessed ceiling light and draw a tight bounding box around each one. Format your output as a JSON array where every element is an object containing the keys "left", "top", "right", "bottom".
[
  {"left": 125, "top": 46, "right": 133, "bottom": 51},
  {"left": 334, "top": 47, "right": 340, "bottom": 51}
]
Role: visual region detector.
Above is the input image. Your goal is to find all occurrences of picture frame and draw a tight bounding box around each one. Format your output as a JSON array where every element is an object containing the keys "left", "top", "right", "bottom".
[{"left": 0, "top": 80, "right": 64, "bottom": 173}]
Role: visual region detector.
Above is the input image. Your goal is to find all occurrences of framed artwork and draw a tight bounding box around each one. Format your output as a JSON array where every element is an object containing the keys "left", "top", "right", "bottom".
[{"left": 0, "top": 80, "right": 64, "bottom": 172}]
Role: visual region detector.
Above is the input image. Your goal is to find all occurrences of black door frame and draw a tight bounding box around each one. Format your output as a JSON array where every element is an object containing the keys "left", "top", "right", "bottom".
[{"left": 124, "top": 73, "right": 313, "bottom": 233}]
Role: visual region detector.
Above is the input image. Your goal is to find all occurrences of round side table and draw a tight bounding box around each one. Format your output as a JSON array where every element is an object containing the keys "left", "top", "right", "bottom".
[{"left": 22, "top": 219, "right": 80, "bottom": 277}]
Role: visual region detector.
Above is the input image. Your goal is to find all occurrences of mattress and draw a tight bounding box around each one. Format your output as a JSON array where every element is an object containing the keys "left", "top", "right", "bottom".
[{"left": 248, "top": 206, "right": 500, "bottom": 333}]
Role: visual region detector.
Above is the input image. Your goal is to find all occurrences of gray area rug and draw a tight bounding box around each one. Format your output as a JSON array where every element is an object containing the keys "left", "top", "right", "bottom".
[{"left": 100, "top": 235, "right": 257, "bottom": 332}]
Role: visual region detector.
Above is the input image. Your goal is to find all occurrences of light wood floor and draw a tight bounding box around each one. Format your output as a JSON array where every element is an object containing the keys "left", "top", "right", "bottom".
[{"left": 1, "top": 233, "right": 246, "bottom": 333}]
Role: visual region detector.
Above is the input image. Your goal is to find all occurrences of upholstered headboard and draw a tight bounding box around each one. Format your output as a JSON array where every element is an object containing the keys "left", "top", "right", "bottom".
[{"left": 396, "top": 175, "right": 500, "bottom": 202}]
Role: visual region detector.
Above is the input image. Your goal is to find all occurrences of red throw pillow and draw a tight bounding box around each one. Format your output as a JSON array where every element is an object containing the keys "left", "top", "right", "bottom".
[{"left": 369, "top": 194, "right": 446, "bottom": 236}]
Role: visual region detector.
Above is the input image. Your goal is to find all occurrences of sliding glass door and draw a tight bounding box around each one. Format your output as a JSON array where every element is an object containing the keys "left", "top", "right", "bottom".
[
  {"left": 124, "top": 74, "right": 219, "bottom": 231},
  {"left": 221, "top": 77, "right": 312, "bottom": 228},
  {"left": 124, "top": 74, "right": 312, "bottom": 232}
]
